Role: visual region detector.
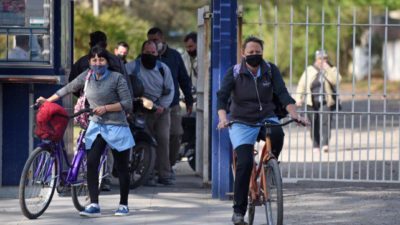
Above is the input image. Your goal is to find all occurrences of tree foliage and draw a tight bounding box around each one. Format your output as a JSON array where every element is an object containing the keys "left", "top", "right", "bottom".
[
  {"left": 240, "top": 0, "right": 400, "bottom": 81},
  {"left": 74, "top": 6, "right": 150, "bottom": 61},
  {"left": 126, "top": 0, "right": 209, "bottom": 43}
]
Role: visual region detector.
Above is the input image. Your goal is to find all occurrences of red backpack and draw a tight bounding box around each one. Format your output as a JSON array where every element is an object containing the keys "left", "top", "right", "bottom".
[{"left": 34, "top": 101, "right": 69, "bottom": 141}]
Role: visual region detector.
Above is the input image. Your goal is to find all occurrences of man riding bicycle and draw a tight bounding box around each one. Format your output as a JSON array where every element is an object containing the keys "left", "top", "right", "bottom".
[{"left": 216, "top": 36, "right": 308, "bottom": 225}]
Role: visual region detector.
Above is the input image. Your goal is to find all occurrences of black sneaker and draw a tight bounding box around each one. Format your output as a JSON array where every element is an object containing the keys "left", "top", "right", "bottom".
[
  {"left": 232, "top": 212, "right": 248, "bottom": 225},
  {"left": 143, "top": 178, "right": 157, "bottom": 187},
  {"left": 158, "top": 177, "right": 175, "bottom": 186}
]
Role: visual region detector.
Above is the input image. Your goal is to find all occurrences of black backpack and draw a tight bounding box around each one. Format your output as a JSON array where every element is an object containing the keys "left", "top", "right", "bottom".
[{"left": 231, "top": 62, "right": 288, "bottom": 119}]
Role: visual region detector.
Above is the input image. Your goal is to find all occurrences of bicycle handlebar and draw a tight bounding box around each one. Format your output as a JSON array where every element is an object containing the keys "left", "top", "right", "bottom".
[
  {"left": 31, "top": 102, "right": 93, "bottom": 119},
  {"left": 70, "top": 108, "right": 93, "bottom": 118},
  {"left": 228, "top": 118, "right": 304, "bottom": 128}
]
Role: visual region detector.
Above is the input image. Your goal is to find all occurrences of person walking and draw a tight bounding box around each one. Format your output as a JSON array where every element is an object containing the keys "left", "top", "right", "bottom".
[
  {"left": 126, "top": 40, "right": 174, "bottom": 185},
  {"left": 295, "top": 49, "right": 342, "bottom": 153},
  {"left": 147, "top": 27, "right": 193, "bottom": 181},
  {"left": 37, "top": 46, "right": 134, "bottom": 217}
]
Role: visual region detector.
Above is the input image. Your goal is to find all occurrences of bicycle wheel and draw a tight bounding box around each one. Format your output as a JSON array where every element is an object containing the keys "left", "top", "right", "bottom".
[
  {"left": 263, "top": 159, "right": 283, "bottom": 225},
  {"left": 248, "top": 203, "right": 256, "bottom": 225},
  {"left": 129, "top": 142, "right": 155, "bottom": 189},
  {"left": 19, "top": 147, "right": 58, "bottom": 219},
  {"left": 71, "top": 151, "right": 106, "bottom": 211}
]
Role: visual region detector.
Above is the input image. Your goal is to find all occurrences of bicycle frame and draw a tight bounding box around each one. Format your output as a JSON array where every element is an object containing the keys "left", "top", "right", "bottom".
[
  {"left": 249, "top": 134, "right": 274, "bottom": 205},
  {"left": 34, "top": 128, "right": 109, "bottom": 189},
  {"left": 232, "top": 132, "right": 275, "bottom": 205}
]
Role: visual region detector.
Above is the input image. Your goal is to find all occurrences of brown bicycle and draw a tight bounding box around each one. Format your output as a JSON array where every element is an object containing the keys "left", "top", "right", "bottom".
[{"left": 231, "top": 119, "right": 299, "bottom": 225}]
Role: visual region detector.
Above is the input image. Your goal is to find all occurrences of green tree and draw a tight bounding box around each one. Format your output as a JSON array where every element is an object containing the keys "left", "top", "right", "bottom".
[
  {"left": 240, "top": 0, "right": 400, "bottom": 81},
  {"left": 74, "top": 7, "right": 150, "bottom": 61}
]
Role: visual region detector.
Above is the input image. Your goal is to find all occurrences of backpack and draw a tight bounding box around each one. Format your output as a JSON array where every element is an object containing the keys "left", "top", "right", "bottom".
[
  {"left": 74, "top": 72, "right": 90, "bottom": 129},
  {"left": 131, "top": 59, "right": 170, "bottom": 96},
  {"left": 34, "top": 101, "right": 69, "bottom": 141},
  {"left": 232, "top": 61, "right": 289, "bottom": 119}
]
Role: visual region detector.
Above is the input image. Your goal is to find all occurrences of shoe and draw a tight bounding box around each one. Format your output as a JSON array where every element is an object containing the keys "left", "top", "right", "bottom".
[
  {"left": 322, "top": 145, "right": 329, "bottom": 153},
  {"left": 170, "top": 169, "right": 176, "bottom": 181},
  {"left": 100, "top": 179, "right": 111, "bottom": 191},
  {"left": 231, "top": 212, "right": 248, "bottom": 225},
  {"left": 114, "top": 204, "right": 129, "bottom": 216},
  {"left": 158, "top": 177, "right": 175, "bottom": 186},
  {"left": 79, "top": 203, "right": 101, "bottom": 217},
  {"left": 57, "top": 186, "right": 71, "bottom": 197},
  {"left": 313, "top": 147, "right": 320, "bottom": 153},
  {"left": 143, "top": 178, "right": 157, "bottom": 187}
]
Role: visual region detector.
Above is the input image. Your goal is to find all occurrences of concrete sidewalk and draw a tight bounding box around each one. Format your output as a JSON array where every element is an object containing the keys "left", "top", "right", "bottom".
[{"left": 1, "top": 160, "right": 400, "bottom": 225}]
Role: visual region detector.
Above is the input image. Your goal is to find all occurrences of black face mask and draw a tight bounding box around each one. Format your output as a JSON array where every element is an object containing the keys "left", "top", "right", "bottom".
[
  {"left": 141, "top": 54, "right": 157, "bottom": 69},
  {"left": 117, "top": 54, "right": 127, "bottom": 62},
  {"left": 187, "top": 49, "right": 197, "bottom": 57},
  {"left": 245, "top": 54, "right": 263, "bottom": 67}
]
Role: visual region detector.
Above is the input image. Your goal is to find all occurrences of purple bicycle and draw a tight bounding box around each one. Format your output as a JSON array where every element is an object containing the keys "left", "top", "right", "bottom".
[{"left": 19, "top": 107, "right": 109, "bottom": 219}]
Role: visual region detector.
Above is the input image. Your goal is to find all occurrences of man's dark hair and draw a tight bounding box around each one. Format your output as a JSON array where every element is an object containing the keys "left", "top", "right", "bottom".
[
  {"left": 88, "top": 45, "right": 110, "bottom": 62},
  {"left": 242, "top": 36, "right": 264, "bottom": 50},
  {"left": 116, "top": 41, "right": 129, "bottom": 50},
  {"left": 89, "top": 31, "right": 107, "bottom": 48},
  {"left": 184, "top": 32, "right": 197, "bottom": 43},
  {"left": 141, "top": 40, "right": 156, "bottom": 52},
  {"left": 15, "top": 35, "right": 30, "bottom": 48},
  {"left": 147, "top": 27, "right": 163, "bottom": 36}
]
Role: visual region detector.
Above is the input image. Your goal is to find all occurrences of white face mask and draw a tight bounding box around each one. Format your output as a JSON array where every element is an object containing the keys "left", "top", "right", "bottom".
[{"left": 156, "top": 42, "right": 164, "bottom": 52}]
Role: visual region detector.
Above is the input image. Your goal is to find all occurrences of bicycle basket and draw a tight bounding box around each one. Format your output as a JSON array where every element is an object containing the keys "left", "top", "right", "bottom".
[{"left": 34, "top": 101, "right": 69, "bottom": 141}]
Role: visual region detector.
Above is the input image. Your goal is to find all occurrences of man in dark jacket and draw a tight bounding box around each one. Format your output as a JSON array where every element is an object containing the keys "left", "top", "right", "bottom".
[
  {"left": 147, "top": 27, "right": 194, "bottom": 183},
  {"left": 68, "top": 31, "right": 132, "bottom": 96}
]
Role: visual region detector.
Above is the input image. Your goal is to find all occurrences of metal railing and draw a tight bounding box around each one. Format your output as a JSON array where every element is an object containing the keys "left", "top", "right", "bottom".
[{"left": 240, "top": 4, "right": 400, "bottom": 183}]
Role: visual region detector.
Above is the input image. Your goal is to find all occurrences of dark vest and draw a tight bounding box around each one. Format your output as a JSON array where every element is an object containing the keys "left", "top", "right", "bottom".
[{"left": 230, "top": 62, "right": 276, "bottom": 123}]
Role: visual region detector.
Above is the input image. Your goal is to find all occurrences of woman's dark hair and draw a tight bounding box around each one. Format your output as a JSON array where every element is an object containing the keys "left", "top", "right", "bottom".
[
  {"left": 242, "top": 36, "right": 264, "bottom": 50},
  {"left": 88, "top": 45, "right": 110, "bottom": 62}
]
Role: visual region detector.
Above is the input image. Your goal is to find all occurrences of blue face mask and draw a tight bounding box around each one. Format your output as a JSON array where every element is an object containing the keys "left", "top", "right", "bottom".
[{"left": 90, "top": 64, "right": 108, "bottom": 75}]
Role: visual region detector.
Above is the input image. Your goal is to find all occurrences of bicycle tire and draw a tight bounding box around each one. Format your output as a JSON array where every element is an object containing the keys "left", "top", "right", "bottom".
[
  {"left": 129, "top": 142, "right": 155, "bottom": 189},
  {"left": 263, "top": 159, "right": 283, "bottom": 225},
  {"left": 71, "top": 151, "right": 106, "bottom": 211},
  {"left": 248, "top": 204, "right": 256, "bottom": 225},
  {"left": 19, "top": 147, "right": 58, "bottom": 219}
]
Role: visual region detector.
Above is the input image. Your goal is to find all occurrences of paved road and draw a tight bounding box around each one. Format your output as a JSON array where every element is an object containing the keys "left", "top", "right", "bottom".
[{"left": 1, "top": 161, "right": 400, "bottom": 225}]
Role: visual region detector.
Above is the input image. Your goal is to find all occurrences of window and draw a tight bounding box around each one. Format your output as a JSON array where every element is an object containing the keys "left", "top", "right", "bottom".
[{"left": 0, "top": 0, "right": 52, "bottom": 66}]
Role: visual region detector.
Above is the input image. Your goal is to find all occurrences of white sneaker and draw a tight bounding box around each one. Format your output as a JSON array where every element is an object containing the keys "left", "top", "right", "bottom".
[{"left": 114, "top": 204, "right": 129, "bottom": 216}]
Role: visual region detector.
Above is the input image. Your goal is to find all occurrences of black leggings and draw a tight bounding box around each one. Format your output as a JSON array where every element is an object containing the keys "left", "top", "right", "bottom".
[
  {"left": 233, "top": 126, "right": 284, "bottom": 215},
  {"left": 87, "top": 134, "right": 130, "bottom": 205}
]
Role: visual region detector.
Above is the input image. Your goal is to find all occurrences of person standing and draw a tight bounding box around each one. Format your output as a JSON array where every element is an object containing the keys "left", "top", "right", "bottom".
[
  {"left": 295, "top": 49, "right": 342, "bottom": 153},
  {"left": 147, "top": 27, "right": 193, "bottom": 180},
  {"left": 114, "top": 41, "right": 129, "bottom": 64},
  {"left": 126, "top": 40, "right": 175, "bottom": 185},
  {"left": 182, "top": 32, "right": 198, "bottom": 91}
]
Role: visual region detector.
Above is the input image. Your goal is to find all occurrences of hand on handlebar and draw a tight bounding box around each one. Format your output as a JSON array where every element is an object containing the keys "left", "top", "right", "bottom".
[
  {"left": 292, "top": 115, "right": 310, "bottom": 126},
  {"left": 217, "top": 117, "right": 229, "bottom": 129},
  {"left": 35, "top": 96, "right": 47, "bottom": 105}
]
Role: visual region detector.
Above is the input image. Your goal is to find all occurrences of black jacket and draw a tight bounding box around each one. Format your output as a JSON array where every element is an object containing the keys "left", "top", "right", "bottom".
[
  {"left": 158, "top": 46, "right": 193, "bottom": 107},
  {"left": 217, "top": 60, "right": 295, "bottom": 123},
  {"left": 68, "top": 50, "right": 132, "bottom": 97}
]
